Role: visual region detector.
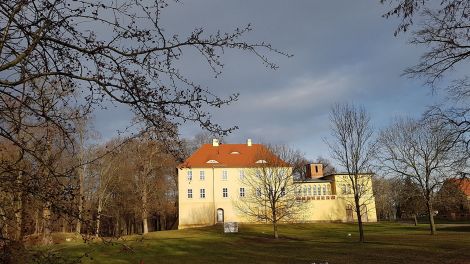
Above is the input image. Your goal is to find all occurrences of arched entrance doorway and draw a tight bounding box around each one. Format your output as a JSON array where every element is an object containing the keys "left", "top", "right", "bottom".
[{"left": 217, "top": 208, "right": 224, "bottom": 223}]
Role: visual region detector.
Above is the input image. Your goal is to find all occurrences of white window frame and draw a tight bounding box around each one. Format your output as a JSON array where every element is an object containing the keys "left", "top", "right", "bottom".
[
  {"left": 200, "top": 188, "right": 205, "bottom": 199},
  {"left": 322, "top": 185, "right": 326, "bottom": 195},
  {"left": 239, "top": 170, "right": 245, "bottom": 180},
  {"left": 240, "top": 187, "right": 245, "bottom": 197},
  {"left": 187, "top": 189, "right": 193, "bottom": 199},
  {"left": 222, "top": 188, "right": 228, "bottom": 198},
  {"left": 313, "top": 185, "right": 317, "bottom": 196},
  {"left": 200, "top": 170, "right": 205, "bottom": 181},
  {"left": 222, "top": 170, "right": 228, "bottom": 181},
  {"left": 187, "top": 170, "right": 192, "bottom": 181}
]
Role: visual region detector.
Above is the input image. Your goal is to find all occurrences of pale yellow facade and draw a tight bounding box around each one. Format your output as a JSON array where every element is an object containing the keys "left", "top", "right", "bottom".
[
  {"left": 297, "top": 175, "right": 377, "bottom": 223},
  {"left": 178, "top": 167, "right": 251, "bottom": 228},
  {"left": 178, "top": 166, "right": 377, "bottom": 229}
]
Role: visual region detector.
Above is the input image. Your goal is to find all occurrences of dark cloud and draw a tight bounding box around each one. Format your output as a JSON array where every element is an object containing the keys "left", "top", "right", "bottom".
[{"left": 94, "top": 0, "right": 451, "bottom": 161}]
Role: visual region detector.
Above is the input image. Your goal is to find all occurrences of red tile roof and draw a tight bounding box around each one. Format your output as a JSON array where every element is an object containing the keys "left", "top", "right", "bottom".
[
  {"left": 451, "top": 178, "right": 470, "bottom": 196},
  {"left": 179, "top": 143, "right": 289, "bottom": 168}
]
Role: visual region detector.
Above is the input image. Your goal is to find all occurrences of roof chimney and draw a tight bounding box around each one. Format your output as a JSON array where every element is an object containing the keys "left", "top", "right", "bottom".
[
  {"left": 212, "top": 139, "right": 219, "bottom": 147},
  {"left": 247, "top": 139, "right": 252, "bottom": 147},
  {"left": 305, "top": 163, "right": 323, "bottom": 179}
]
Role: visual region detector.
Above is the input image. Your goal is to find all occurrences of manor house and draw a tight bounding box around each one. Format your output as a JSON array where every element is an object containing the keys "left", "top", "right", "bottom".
[{"left": 177, "top": 139, "right": 377, "bottom": 229}]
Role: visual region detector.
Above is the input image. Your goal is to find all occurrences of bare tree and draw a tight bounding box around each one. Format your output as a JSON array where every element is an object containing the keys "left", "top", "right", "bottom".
[
  {"left": 382, "top": 0, "right": 470, "bottom": 158},
  {"left": 376, "top": 117, "right": 463, "bottom": 234},
  {"left": 74, "top": 118, "right": 94, "bottom": 235},
  {"left": 0, "top": 0, "right": 287, "bottom": 257},
  {"left": 127, "top": 138, "right": 171, "bottom": 234},
  {"left": 372, "top": 176, "right": 396, "bottom": 221},
  {"left": 79, "top": 136, "right": 179, "bottom": 238},
  {"left": 86, "top": 143, "right": 120, "bottom": 237},
  {"left": 396, "top": 177, "right": 427, "bottom": 226},
  {"left": 326, "top": 103, "right": 375, "bottom": 243},
  {"left": 382, "top": 0, "right": 470, "bottom": 83},
  {"left": 286, "top": 149, "right": 310, "bottom": 181},
  {"left": 0, "top": 0, "right": 288, "bottom": 152},
  {"left": 373, "top": 175, "right": 426, "bottom": 224},
  {"left": 234, "top": 145, "right": 305, "bottom": 239},
  {"left": 315, "top": 156, "right": 337, "bottom": 175}
]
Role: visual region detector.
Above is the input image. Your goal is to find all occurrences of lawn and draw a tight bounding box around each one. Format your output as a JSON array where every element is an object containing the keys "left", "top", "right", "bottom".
[{"left": 36, "top": 222, "right": 470, "bottom": 264}]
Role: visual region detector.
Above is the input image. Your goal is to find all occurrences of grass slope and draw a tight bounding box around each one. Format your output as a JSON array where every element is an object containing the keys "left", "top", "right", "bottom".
[{"left": 42, "top": 222, "right": 470, "bottom": 264}]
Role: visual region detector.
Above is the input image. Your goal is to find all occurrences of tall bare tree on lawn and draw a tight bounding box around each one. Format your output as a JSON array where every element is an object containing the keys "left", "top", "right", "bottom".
[
  {"left": 235, "top": 145, "right": 306, "bottom": 239},
  {"left": 326, "top": 103, "right": 375, "bottom": 243},
  {"left": 376, "top": 117, "right": 465, "bottom": 234}
]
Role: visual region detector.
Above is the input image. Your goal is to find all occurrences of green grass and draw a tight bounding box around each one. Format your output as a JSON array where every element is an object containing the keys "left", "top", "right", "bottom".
[{"left": 37, "top": 222, "right": 470, "bottom": 264}]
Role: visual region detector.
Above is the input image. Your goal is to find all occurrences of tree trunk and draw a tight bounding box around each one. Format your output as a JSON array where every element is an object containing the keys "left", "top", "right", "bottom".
[
  {"left": 426, "top": 200, "right": 436, "bottom": 235},
  {"left": 76, "top": 164, "right": 84, "bottom": 234},
  {"left": 273, "top": 221, "right": 278, "bottom": 239},
  {"left": 122, "top": 217, "right": 126, "bottom": 236},
  {"left": 115, "top": 216, "right": 120, "bottom": 237},
  {"left": 0, "top": 207, "right": 8, "bottom": 239},
  {"left": 130, "top": 218, "right": 133, "bottom": 234},
  {"left": 76, "top": 124, "right": 87, "bottom": 234},
  {"left": 132, "top": 218, "right": 136, "bottom": 234},
  {"left": 96, "top": 199, "right": 102, "bottom": 237},
  {"left": 42, "top": 202, "right": 53, "bottom": 245},
  {"left": 13, "top": 171, "right": 24, "bottom": 241},
  {"left": 142, "top": 217, "right": 148, "bottom": 234},
  {"left": 42, "top": 132, "right": 53, "bottom": 245},
  {"left": 34, "top": 208, "right": 40, "bottom": 234},
  {"left": 62, "top": 217, "right": 67, "bottom": 233},
  {"left": 272, "top": 209, "right": 278, "bottom": 239},
  {"left": 354, "top": 195, "right": 365, "bottom": 243},
  {"left": 142, "top": 187, "right": 148, "bottom": 234},
  {"left": 157, "top": 214, "right": 161, "bottom": 231},
  {"left": 413, "top": 214, "right": 418, "bottom": 226},
  {"left": 13, "top": 195, "right": 23, "bottom": 241}
]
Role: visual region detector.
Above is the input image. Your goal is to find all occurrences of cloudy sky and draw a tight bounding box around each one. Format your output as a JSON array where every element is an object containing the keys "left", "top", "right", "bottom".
[{"left": 94, "top": 1, "right": 452, "bottom": 161}]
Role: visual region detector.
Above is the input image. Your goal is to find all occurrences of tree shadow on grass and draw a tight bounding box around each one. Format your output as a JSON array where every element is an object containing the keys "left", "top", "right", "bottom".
[{"left": 438, "top": 225, "right": 470, "bottom": 232}]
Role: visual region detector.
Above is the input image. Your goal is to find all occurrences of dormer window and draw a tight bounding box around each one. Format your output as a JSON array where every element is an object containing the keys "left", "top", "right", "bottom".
[
  {"left": 230, "top": 151, "right": 240, "bottom": 154},
  {"left": 206, "top": 160, "right": 219, "bottom": 164},
  {"left": 255, "top": 160, "right": 267, "bottom": 164}
]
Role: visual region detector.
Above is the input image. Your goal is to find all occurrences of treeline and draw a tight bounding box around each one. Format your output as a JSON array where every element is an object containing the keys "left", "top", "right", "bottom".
[
  {"left": 0, "top": 127, "right": 79, "bottom": 245},
  {"left": 0, "top": 130, "right": 212, "bottom": 245},
  {"left": 374, "top": 176, "right": 469, "bottom": 223},
  {"left": 81, "top": 137, "right": 180, "bottom": 237}
]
